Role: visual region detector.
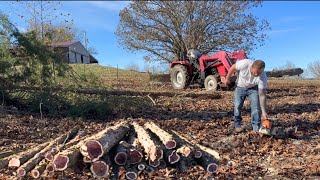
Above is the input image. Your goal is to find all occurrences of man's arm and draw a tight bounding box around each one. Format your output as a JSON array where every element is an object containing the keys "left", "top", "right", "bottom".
[
  {"left": 259, "top": 88, "right": 267, "bottom": 119},
  {"left": 224, "top": 64, "right": 237, "bottom": 85}
]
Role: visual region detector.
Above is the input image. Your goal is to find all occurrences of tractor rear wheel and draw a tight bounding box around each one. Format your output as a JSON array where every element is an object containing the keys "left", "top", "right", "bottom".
[
  {"left": 204, "top": 75, "right": 218, "bottom": 91},
  {"left": 170, "top": 65, "right": 190, "bottom": 89}
]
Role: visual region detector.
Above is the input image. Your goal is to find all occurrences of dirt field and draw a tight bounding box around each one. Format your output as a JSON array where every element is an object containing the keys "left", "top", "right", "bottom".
[{"left": 0, "top": 80, "right": 319, "bottom": 179}]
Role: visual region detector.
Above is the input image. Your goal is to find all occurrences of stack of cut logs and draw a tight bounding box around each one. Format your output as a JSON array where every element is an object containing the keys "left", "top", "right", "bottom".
[{"left": 0, "top": 121, "right": 220, "bottom": 179}]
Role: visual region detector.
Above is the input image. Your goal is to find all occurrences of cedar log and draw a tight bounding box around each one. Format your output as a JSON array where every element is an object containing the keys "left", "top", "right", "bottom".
[
  {"left": 80, "top": 122, "right": 130, "bottom": 162},
  {"left": 144, "top": 121, "right": 176, "bottom": 149},
  {"left": 16, "top": 128, "right": 79, "bottom": 177},
  {"left": 131, "top": 122, "right": 161, "bottom": 162},
  {"left": 1, "top": 142, "right": 49, "bottom": 169}
]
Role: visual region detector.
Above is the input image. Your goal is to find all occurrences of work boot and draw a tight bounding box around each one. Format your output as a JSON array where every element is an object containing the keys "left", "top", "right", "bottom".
[{"left": 235, "top": 126, "right": 244, "bottom": 133}]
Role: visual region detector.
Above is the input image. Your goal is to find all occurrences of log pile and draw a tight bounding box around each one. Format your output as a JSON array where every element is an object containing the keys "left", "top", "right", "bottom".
[
  {"left": 0, "top": 120, "right": 220, "bottom": 179},
  {"left": 266, "top": 68, "right": 304, "bottom": 77}
]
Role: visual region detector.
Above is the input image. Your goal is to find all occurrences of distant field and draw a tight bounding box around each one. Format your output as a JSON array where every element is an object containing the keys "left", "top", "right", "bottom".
[
  {"left": 58, "top": 64, "right": 151, "bottom": 90},
  {"left": 60, "top": 64, "right": 320, "bottom": 91}
]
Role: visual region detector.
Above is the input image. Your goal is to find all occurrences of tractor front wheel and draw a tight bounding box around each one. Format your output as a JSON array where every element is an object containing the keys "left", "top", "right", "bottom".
[
  {"left": 204, "top": 75, "right": 218, "bottom": 91},
  {"left": 170, "top": 65, "right": 190, "bottom": 89}
]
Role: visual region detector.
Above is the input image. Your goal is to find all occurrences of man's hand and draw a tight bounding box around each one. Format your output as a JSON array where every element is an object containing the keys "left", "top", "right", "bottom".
[
  {"left": 261, "top": 113, "right": 268, "bottom": 120},
  {"left": 224, "top": 78, "right": 230, "bottom": 85}
]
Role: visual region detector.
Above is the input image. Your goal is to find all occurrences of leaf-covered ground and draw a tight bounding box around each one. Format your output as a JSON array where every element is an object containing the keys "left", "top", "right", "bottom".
[{"left": 0, "top": 80, "right": 320, "bottom": 179}]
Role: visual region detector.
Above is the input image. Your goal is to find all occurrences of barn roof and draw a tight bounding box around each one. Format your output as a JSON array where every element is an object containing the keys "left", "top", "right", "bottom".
[
  {"left": 90, "top": 54, "right": 98, "bottom": 63},
  {"left": 51, "top": 41, "right": 78, "bottom": 48}
]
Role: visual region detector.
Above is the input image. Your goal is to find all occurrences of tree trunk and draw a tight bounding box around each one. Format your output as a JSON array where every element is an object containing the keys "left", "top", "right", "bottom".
[
  {"left": 16, "top": 128, "right": 79, "bottom": 177},
  {"left": 144, "top": 121, "right": 177, "bottom": 149},
  {"left": 80, "top": 122, "right": 130, "bottom": 162}
]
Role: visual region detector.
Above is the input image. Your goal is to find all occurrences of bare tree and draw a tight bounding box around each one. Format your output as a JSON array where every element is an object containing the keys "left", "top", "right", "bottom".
[
  {"left": 126, "top": 62, "right": 140, "bottom": 72},
  {"left": 308, "top": 60, "right": 320, "bottom": 78},
  {"left": 116, "top": 1, "right": 270, "bottom": 63},
  {"left": 8, "top": 1, "right": 72, "bottom": 41},
  {"left": 273, "top": 60, "right": 296, "bottom": 71}
]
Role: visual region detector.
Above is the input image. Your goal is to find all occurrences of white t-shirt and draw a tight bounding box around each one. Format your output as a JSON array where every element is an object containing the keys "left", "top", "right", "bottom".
[{"left": 235, "top": 59, "right": 267, "bottom": 89}]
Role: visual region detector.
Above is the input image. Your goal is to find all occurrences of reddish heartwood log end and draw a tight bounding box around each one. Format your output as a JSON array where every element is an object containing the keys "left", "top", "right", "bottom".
[
  {"left": 168, "top": 150, "right": 180, "bottom": 164},
  {"left": 90, "top": 161, "right": 109, "bottom": 178},
  {"left": 156, "top": 149, "right": 163, "bottom": 160},
  {"left": 30, "top": 159, "right": 47, "bottom": 178},
  {"left": 44, "top": 152, "right": 54, "bottom": 162},
  {"left": 207, "top": 163, "right": 218, "bottom": 173},
  {"left": 126, "top": 171, "right": 138, "bottom": 180},
  {"left": 81, "top": 140, "right": 103, "bottom": 162},
  {"left": 16, "top": 168, "right": 26, "bottom": 177},
  {"left": 165, "top": 140, "right": 177, "bottom": 150},
  {"left": 128, "top": 149, "right": 143, "bottom": 165},
  {"left": 114, "top": 152, "right": 128, "bottom": 165},
  {"left": 193, "top": 150, "right": 202, "bottom": 158},
  {"left": 53, "top": 155, "right": 68, "bottom": 171},
  {"left": 31, "top": 169, "right": 40, "bottom": 178},
  {"left": 46, "top": 163, "right": 55, "bottom": 172},
  {"left": 137, "top": 164, "right": 146, "bottom": 171}
]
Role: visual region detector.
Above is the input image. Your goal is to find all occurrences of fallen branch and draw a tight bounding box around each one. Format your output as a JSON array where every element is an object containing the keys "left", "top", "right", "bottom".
[
  {"left": 12, "top": 86, "right": 222, "bottom": 99},
  {"left": 147, "top": 94, "right": 156, "bottom": 106}
]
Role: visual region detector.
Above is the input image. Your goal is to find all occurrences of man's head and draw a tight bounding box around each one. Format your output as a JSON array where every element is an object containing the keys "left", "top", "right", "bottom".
[{"left": 250, "top": 60, "right": 265, "bottom": 77}]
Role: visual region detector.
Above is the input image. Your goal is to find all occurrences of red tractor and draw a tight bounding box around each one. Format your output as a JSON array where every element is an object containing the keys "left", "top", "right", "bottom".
[{"left": 170, "top": 49, "right": 247, "bottom": 91}]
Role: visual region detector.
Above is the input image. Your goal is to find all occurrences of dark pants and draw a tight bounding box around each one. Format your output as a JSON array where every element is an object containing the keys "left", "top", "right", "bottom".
[{"left": 234, "top": 86, "right": 261, "bottom": 131}]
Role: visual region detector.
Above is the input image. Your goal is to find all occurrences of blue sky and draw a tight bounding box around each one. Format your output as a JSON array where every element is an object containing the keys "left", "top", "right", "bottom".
[{"left": 1, "top": 1, "right": 320, "bottom": 74}]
